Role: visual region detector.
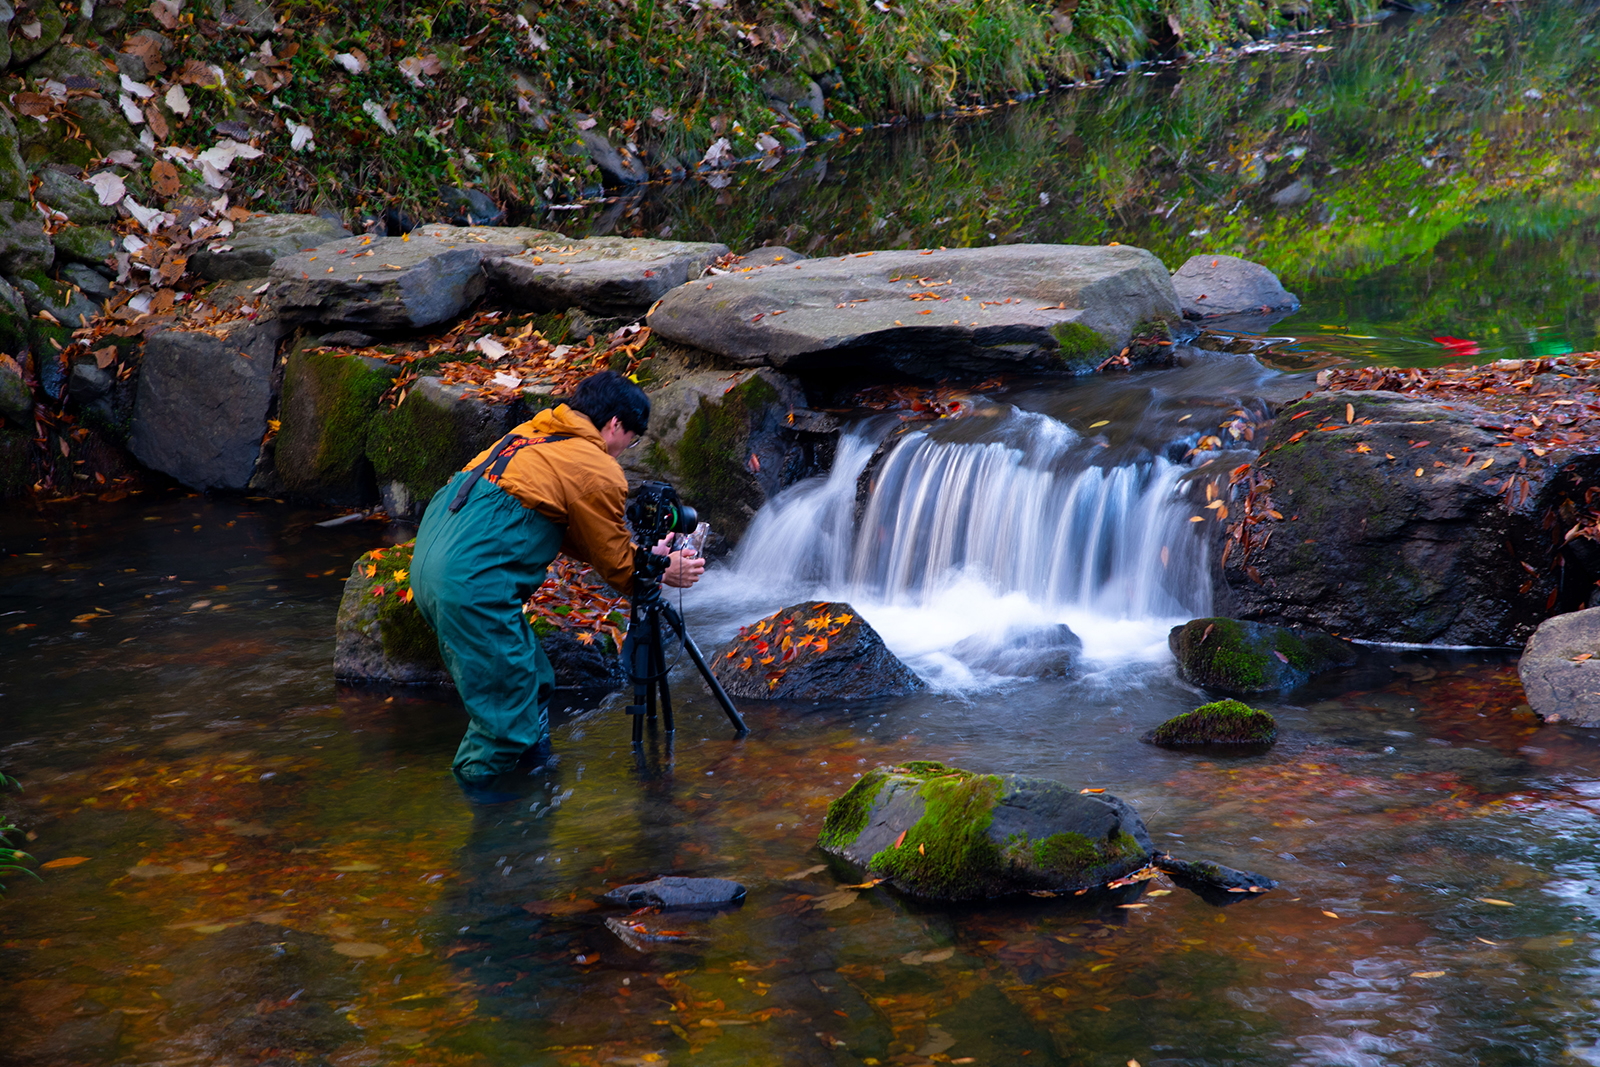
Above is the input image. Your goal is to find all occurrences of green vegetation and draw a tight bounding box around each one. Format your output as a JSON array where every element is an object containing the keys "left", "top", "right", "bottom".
[
  {"left": 866, "top": 762, "right": 1004, "bottom": 898},
  {"left": 1144, "top": 698, "right": 1277, "bottom": 745},
  {"left": 673, "top": 374, "right": 779, "bottom": 539},
  {"left": 1050, "top": 320, "right": 1109, "bottom": 371},
  {"left": 819, "top": 766, "right": 890, "bottom": 850},
  {"left": 0, "top": 771, "right": 37, "bottom": 892},
  {"left": 278, "top": 343, "right": 398, "bottom": 499}
]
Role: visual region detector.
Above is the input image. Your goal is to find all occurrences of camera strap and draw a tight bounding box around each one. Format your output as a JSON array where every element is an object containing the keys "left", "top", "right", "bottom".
[{"left": 447, "top": 432, "right": 572, "bottom": 513}]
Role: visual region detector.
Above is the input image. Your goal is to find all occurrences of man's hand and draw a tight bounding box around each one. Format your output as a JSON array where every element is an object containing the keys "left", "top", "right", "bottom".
[{"left": 652, "top": 536, "right": 706, "bottom": 589}]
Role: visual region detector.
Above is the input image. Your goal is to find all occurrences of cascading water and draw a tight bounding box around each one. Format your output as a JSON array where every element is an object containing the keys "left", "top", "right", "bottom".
[{"left": 702, "top": 404, "right": 1217, "bottom": 687}]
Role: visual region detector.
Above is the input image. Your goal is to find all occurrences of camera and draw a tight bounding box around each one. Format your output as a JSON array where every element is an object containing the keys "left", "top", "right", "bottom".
[{"left": 627, "top": 481, "right": 698, "bottom": 542}]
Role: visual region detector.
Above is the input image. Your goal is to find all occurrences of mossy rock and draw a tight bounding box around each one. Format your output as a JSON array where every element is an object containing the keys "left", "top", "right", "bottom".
[
  {"left": 818, "top": 761, "right": 1153, "bottom": 901},
  {"left": 1049, "top": 320, "right": 1110, "bottom": 373},
  {"left": 1141, "top": 699, "right": 1277, "bottom": 747},
  {"left": 366, "top": 376, "right": 555, "bottom": 520},
  {"left": 334, "top": 543, "right": 452, "bottom": 685},
  {"left": 9, "top": 3, "right": 66, "bottom": 66},
  {"left": 0, "top": 426, "right": 32, "bottom": 496},
  {"left": 65, "top": 96, "right": 141, "bottom": 157},
  {"left": 275, "top": 338, "right": 399, "bottom": 505},
  {"left": 50, "top": 223, "right": 116, "bottom": 270},
  {"left": 663, "top": 370, "right": 794, "bottom": 543},
  {"left": 1168, "top": 617, "right": 1357, "bottom": 695}
]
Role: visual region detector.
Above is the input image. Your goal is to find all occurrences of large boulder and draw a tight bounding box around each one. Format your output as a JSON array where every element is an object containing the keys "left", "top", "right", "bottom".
[
  {"left": 273, "top": 338, "right": 398, "bottom": 505},
  {"left": 1170, "top": 254, "right": 1300, "bottom": 320},
  {"left": 1217, "top": 391, "right": 1600, "bottom": 645},
  {"left": 9, "top": 1, "right": 64, "bottom": 66},
  {"left": 647, "top": 243, "right": 1183, "bottom": 378},
  {"left": 1518, "top": 610, "right": 1600, "bottom": 725},
  {"left": 1169, "top": 617, "right": 1357, "bottom": 695},
  {"left": 818, "top": 761, "right": 1154, "bottom": 900},
  {"left": 711, "top": 601, "right": 922, "bottom": 701},
  {"left": 335, "top": 542, "right": 625, "bottom": 688},
  {"left": 484, "top": 236, "right": 729, "bottom": 319},
  {"left": 624, "top": 366, "right": 811, "bottom": 542},
  {"left": 365, "top": 375, "right": 554, "bottom": 520},
  {"left": 128, "top": 316, "right": 282, "bottom": 490},
  {"left": 268, "top": 232, "right": 490, "bottom": 331},
  {"left": 0, "top": 198, "right": 52, "bottom": 274},
  {"left": 190, "top": 213, "right": 352, "bottom": 281}
]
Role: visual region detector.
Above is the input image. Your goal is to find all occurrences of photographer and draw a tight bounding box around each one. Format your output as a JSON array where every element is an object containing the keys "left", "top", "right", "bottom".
[{"left": 409, "top": 371, "right": 704, "bottom": 792}]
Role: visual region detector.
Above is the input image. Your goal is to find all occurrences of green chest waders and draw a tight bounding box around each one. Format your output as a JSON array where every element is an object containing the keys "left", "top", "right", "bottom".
[{"left": 410, "top": 433, "right": 572, "bottom": 782}]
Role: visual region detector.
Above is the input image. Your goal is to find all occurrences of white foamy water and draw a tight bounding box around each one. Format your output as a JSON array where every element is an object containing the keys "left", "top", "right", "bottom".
[{"left": 695, "top": 408, "right": 1212, "bottom": 690}]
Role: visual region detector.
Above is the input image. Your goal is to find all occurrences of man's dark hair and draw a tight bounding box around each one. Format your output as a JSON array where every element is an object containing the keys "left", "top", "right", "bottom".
[{"left": 569, "top": 371, "right": 651, "bottom": 435}]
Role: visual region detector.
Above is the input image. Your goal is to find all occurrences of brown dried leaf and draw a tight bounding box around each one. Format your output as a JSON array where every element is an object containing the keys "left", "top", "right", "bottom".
[{"left": 151, "top": 159, "right": 180, "bottom": 197}]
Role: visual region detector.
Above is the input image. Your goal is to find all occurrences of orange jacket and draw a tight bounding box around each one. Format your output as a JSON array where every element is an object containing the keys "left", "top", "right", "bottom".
[{"left": 463, "top": 404, "right": 635, "bottom": 594}]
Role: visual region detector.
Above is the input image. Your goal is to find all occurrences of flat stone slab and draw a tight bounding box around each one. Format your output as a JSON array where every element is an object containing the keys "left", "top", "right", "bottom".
[
  {"left": 647, "top": 244, "right": 1182, "bottom": 378},
  {"left": 1519, "top": 609, "right": 1600, "bottom": 725},
  {"left": 485, "top": 235, "right": 729, "bottom": 318},
  {"left": 268, "top": 231, "right": 493, "bottom": 331},
  {"left": 191, "top": 213, "right": 351, "bottom": 281},
  {"left": 129, "top": 316, "right": 282, "bottom": 490},
  {"left": 1171, "top": 253, "right": 1299, "bottom": 320}
]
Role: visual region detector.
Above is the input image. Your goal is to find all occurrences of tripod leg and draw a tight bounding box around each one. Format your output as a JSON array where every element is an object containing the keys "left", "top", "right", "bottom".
[
  {"left": 659, "top": 602, "right": 748, "bottom": 738},
  {"left": 651, "top": 618, "right": 675, "bottom": 733},
  {"left": 627, "top": 611, "right": 651, "bottom": 746}
]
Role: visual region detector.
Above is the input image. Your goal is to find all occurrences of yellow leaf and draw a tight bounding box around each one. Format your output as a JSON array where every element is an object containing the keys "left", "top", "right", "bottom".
[
  {"left": 1477, "top": 898, "right": 1515, "bottom": 907},
  {"left": 40, "top": 856, "right": 91, "bottom": 869},
  {"left": 1410, "top": 971, "right": 1447, "bottom": 978},
  {"left": 1090, "top": 420, "right": 1110, "bottom": 428},
  {"left": 1322, "top": 910, "right": 1340, "bottom": 918}
]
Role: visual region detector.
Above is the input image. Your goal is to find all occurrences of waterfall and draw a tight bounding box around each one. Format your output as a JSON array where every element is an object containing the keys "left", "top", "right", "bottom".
[{"left": 712, "top": 407, "right": 1213, "bottom": 683}]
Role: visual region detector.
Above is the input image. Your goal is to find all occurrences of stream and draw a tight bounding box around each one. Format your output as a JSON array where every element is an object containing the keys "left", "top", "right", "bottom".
[{"left": 8, "top": 5, "right": 1600, "bottom": 1067}]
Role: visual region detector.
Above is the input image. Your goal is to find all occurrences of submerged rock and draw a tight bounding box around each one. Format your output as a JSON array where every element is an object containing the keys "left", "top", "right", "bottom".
[
  {"left": 1518, "top": 610, "right": 1600, "bottom": 725},
  {"left": 1170, "top": 253, "right": 1300, "bottom": 320},
  {"left": 710, "top": 601, "right": 922, "bottom": 701},
  {"left": 818, "top": 761, "right": 1153, "bottom": 900},
  {"left": 1141, "top": 698, "right": 1277, "bottom": 746},
  {"left": 647, "top": 243, "right": 1182, "bottom": 379},
  {"left": 950, "top": 622, "right": 1082, "bottom": 679},
  {"left": 1169, "top": 617, "right": 1356, "bottom": 695},
  {"left": 602, "top": 876, "right": 746, "bottom": 908}
]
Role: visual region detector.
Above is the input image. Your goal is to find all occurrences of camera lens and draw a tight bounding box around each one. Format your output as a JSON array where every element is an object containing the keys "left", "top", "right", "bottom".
[{"left": 672, "top": 503, "right": 698, "bottom": 534}]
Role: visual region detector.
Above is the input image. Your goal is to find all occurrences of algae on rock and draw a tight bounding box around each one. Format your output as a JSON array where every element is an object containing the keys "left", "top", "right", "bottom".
[
  {"left": 818, "top": 761, "right": 1154, "bottom": 901},
  {"left": 1141, "top": 698, "right": 1277, "bottom": 747},
  {"left": 1168, "top": 617, "right": 1356, "bottom": 695},
  {"left": 275, "top": 339, "right": 399, "bottom": 505}
]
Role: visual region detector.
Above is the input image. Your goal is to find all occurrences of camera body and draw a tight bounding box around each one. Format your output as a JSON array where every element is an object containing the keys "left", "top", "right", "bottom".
[{"left": 627, "top": 481, "right": 699, "bottom": 587}]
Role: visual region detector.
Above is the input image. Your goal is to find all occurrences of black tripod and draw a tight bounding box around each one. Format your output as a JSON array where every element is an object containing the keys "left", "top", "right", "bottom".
[{"left": 624, "top": 572, "right": 748, "bottom": 744}]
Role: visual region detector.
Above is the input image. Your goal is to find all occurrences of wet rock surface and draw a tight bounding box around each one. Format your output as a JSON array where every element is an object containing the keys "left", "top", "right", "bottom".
[
  {"left": 1171, "top": 253, "right": 1300, "bottom": 319},
  {"left": 1518, "top": 609, "right": 1600, "bottom": 725},
  {"left": 711, "top": 601, "right": 923, "bottom": 701},
  {"left": 1216, "top": 391, "right": 1600, "bottom": 645},
  {"left": 190, "top": 213, "right": 352, "bottom": 281},
  {"left": 818, "top": 761, "right": 1154, "bottom": 900},
  {"left": 128, "top": 316, "right": 282, "bottom": 490},
  {"left": 602, "top": 876, "right": 747, "bottom": 908},
  {"left": 1141, "top": 698, "right": 1278, "bottom": 746},
  {"left": 647, "top": 243, "right": 1183, "bottom": 378},
  {"left": 1169, "top": 617, "right": 1357, "bottom": 695},
  {"left": 484, "top": 235, "right": 728, "bottom": 318}
]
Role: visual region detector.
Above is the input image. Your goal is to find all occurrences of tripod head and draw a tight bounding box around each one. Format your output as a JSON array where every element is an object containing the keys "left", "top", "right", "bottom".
[{"left": 626, "top": 481, "right": 699, "bottom": 592}]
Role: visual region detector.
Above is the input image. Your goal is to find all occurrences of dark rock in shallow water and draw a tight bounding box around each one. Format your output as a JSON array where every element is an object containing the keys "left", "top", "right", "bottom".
[
  {"left": 711, "top": 601, "right": 922, "bottom": 701},
  {"left": 1152, "top": 852, "right": 1277, "bottom": 906},
  {"left": 1215, "top": 391, "right": 1600, "bottom": 646},
  {"left": 818, "top": 761, "right": 1153, "bottom": 901},
  {"left": 1170, "top": 617, "right": 1356, "bottom": 695},
  {"left": 950, "top": 623, "right": 1082, "bottom": 679},
  {"left": 1518, "top": 609, "right": 1600, "bottom": 725},
  {"left": 602, "top": 876, "right": 746, "bottom": 908},
  {"left": 1141, "top": 698, "right": 1277, "bottom": 747}
]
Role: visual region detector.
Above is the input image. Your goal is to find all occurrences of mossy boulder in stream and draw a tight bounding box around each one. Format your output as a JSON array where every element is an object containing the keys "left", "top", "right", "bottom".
[
  {"left": 818, "top": 761, "right": 1154, "bottom": 900},
  {"left": 1169, "top": 617, "right": 1356, "bottom": 695},
  {"left": 274, "top": 338, "right": 399, "bottom": 505},
  {"left": 1141, "top": 699, "right": 1277, "bottom": 747}
]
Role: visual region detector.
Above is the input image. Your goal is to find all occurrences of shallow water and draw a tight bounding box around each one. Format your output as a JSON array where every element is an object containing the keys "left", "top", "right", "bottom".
[{"left": 5, "top": 429, "right": 1600, "bottom": 1066}]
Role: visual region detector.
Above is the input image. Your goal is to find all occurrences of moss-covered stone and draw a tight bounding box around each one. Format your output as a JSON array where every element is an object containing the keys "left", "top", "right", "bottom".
[
  {"left": 334, "top": 543, "right": 451, "bottom": 685},
  {"left": 9, "top": 3, "right": 66, "bottom": 66},
  {"left": 673, "top": 373, "right": 781, "bottom": 541},
  {"left": 817, "top": 760, "right": 1154, "bottom": 901},
  {"left": 50, "top": 224, "right": 116, "bottom": 270},
  {"left": 1050, "top": 320, "right": 1108, "bottom": 373},
  {"left": 275, "top": 339, "right": 399, "bottom": 504},
  {"left": 1141, "top": 698, "right": 1278, "bottom": 747},
  {"left": 1168, "top": 617, "right": 1357, "bottom": 695}
]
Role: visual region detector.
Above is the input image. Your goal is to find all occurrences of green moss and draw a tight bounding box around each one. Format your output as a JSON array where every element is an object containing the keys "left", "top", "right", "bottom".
[
  {"left": 644, "top": 440, "right": 673, "bottom": 474},
  {"left": 1146, "top": 699, "right": 1277, "bottom": 745},
  {"left": 355, "top": 542, "right": 446, "bottom": 668},
  {"left": 819, "top": 768, "right": 891, "bottom": 851},
  {"left": 672, "top": 374, "right": 781, "bottom": 538},
  {"left": 277, "top": 343, "right": 397, "bottom": 497},
  {"left": 1028, "top": 831, "right": 1097, "bottom": 874},
  {"left": 1049, "top": 320, "right": 1108, "bottom": 372},
  {"left": 866, "top": 765, "right": 1004, "bottom": 898},
  {"left": 1197, "top": 618, "right": 1266, "bottom": 690},
  {"left": 366, "top": 388, "right": 469, "bottom": 505}
]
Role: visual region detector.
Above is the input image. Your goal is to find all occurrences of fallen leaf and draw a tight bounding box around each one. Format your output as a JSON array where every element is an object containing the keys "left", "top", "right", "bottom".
[
  {"left": 811, "top": 890, "right": 858, "bottom": 911},
  {"left": 900, "top": 947, "right": 954, "bottom": 965},
  {"left": 40, "top": 856, "right": 92, "bottom": 869},
  {"left": 1477, "top": 898, "right": 1515, "bottom": 907},
  {"left": 151, "top": 159, "right": 180, "bottom": 197},
  {"left": 1322, "top": 910, "right": 1340, "bottom": 918},
  {"left": 893, "top": 829, "right": 907, "bottom": 849},
  {"left": 1410, "top": 971, "right": 1447, "bottom": 978}
]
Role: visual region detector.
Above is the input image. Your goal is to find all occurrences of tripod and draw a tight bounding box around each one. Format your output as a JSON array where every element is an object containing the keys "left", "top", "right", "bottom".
[{"left": 625, "top": 573, "right": 748, "bottom": 744}]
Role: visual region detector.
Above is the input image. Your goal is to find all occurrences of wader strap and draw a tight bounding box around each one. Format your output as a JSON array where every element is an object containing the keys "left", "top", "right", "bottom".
[{"left": 447, "top": 432, "right": 572, "bottom": 513}]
